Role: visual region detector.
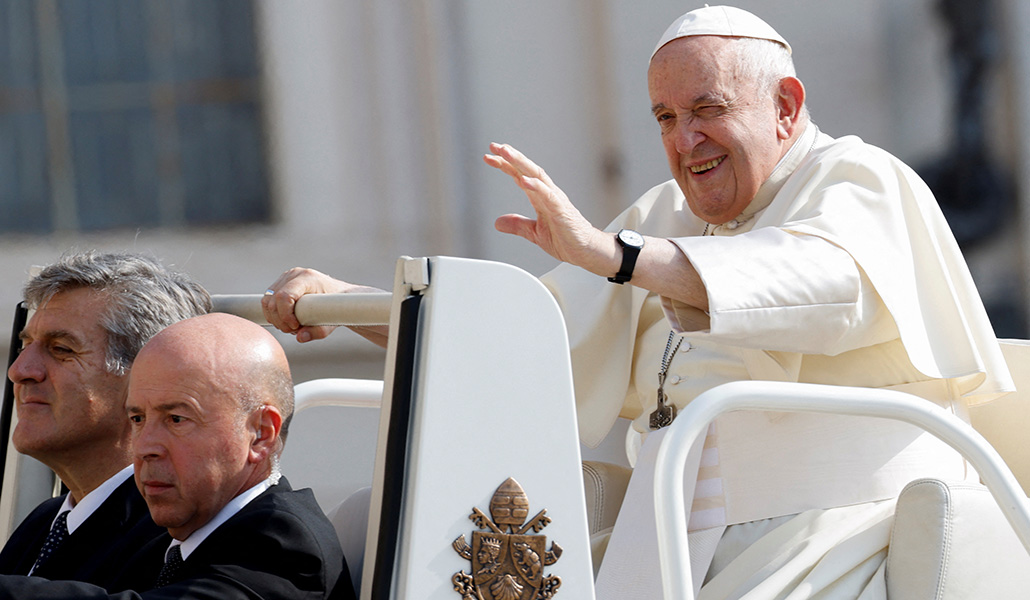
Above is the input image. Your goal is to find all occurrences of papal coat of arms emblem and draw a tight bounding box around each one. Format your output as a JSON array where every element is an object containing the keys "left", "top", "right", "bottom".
[{"left": 452, "top": 478, "right": 562, "bottom": 600}]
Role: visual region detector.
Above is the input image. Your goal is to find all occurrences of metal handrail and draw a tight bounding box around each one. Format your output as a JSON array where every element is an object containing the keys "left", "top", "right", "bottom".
[
  {"left": 212, "top": 292, "right": 392, "bottom": 327},
  {"left": 653, "top": 380, "right": 1030, "bottom": 600}
]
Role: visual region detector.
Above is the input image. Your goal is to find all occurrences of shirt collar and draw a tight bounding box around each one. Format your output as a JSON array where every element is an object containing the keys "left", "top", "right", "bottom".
[
  {"left": 58, "top": 464, "right": 134, "bottom": 534},
  {"left": 167, "top": 477, "right": 275, "bottom": 562}
]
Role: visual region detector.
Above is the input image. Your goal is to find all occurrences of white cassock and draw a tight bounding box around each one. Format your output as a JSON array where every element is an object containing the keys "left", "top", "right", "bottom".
[{"left": 541, "top": 123, "right": 1014, "bottom": 599}]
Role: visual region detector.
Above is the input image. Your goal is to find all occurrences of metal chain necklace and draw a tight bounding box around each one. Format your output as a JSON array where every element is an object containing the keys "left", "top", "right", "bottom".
[
  {"left": 649, "top": 221, "right": 707, "bottom": 430},
  {"left": 650, "top": 330, "right": 685, "bottom": 429}
]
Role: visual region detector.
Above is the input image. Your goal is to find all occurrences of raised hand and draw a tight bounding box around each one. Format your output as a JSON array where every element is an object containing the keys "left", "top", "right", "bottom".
[{"left": 484, "top": 142, "right": 616, "bottom": 277}]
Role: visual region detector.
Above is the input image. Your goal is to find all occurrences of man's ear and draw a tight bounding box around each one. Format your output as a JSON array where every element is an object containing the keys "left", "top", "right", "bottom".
[
  {"left": 248, "top": 405, "right": 283, "bottom": 464},
  {"left": 775, "top": 76, "right": 806, "bottom": 139}
]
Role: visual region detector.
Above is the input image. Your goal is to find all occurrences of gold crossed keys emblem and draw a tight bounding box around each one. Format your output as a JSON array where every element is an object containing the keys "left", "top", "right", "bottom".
[{"left": 452, "top": 477, "right": 563, "bottom": 600}]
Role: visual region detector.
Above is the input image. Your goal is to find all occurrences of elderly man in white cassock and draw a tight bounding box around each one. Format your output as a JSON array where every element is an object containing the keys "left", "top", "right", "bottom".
[
  {"left": 261, "top": 5, "right": 1014, "bottom": 599},
  {"left": 482, "top": 5, "right": 1015, "bottom": 600}
]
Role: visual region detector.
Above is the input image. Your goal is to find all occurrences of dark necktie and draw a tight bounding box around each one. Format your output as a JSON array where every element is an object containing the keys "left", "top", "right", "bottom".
[
  {"left": 32, "top": 510, "right": 70, "bottom": 573},
  {"left": 155, "top": 544, "right": 184, "bottom": 588}
]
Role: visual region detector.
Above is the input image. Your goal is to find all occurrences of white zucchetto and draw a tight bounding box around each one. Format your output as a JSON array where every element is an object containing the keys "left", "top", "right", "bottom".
[{"left": 652, "top": 5, "right": 792, "bottom": 61}]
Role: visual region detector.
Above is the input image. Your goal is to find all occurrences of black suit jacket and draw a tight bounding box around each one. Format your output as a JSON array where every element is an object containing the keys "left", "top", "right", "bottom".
[
  {"left": 0, "top": 478, "right": 355, "bottom": 600},
  {"left": 0, "top": 474, "right": 163, "bottom": 589}
]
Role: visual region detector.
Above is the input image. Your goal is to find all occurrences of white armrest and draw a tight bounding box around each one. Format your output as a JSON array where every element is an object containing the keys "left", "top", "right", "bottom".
[
  {"left": 294, "top": 378, "right": 383, "bottom": 413},
  {"left": 653, "top": 381, "right": 1030, "bottom": 600}
]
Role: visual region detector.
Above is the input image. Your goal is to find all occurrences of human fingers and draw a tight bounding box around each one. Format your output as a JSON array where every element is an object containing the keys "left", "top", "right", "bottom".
[
  {"left": 488, "top": 142, "right": 556, "bottom": 187},
  {"left": 295, "top": 325, "right": 339, "bottom": 343},
  {"left": 483, "top": 149, "right": 522, "bottom": 184},
  {"left": 260, "top": 267, "right": 337, "bottom": 333},
  {"left": 494, "top": 213, "right": 536, "bottom": 239},
  {"left": 261, "top": 284, "right": 301, "bottom": 333},
  {"left": 484, "top": 143, "right": 540, "bottom": 183}
]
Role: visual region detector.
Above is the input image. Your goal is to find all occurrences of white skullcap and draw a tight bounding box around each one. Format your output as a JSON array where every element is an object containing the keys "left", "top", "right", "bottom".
[{"left": 651, "top": 5, "right": 792, "bottom": 61}]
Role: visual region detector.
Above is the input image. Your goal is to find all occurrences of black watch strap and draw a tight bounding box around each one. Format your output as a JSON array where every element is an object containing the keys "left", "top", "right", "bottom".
[{"left": 608, "top": 229, "right": 644, "bottom": 284}]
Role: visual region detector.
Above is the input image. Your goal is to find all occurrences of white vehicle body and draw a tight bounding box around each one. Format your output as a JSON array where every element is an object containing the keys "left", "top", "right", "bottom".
[{"left": 3, "top": 255, "right": 1029, "bottom": 599}]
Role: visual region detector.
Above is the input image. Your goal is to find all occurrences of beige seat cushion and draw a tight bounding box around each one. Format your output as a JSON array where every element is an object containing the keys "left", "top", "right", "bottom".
[
  {"left": 581, "top": 461, "right": 632, "bottom": 536},
  {"left": 582, "top": 461, "right": 630, "bottom": 579},
  {"left": 886, "top": 478, "right": 1030, "bottom": 598},
  {"left": 969, "top": 339, "right": 1030, "bottom": 495}
]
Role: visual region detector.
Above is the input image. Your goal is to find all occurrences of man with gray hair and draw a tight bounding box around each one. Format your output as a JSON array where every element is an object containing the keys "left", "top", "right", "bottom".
[
  {"left": 0, "top": 313, "right": 352, "bottom": 599},
  {"left": 0, "top": 251, "right": 210, "bottom": 589}
]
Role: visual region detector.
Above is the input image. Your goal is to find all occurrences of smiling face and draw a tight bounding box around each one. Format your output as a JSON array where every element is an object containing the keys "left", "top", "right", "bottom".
[
  {"left": 8, "top": 288, "right": 130, "bottom": 467},
  {"left": 648, "top": 36, "right": 800, "bottom": 224}
]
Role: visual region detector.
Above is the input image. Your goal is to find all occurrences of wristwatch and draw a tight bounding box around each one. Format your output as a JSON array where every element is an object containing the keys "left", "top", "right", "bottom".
[{"left": 608, "top": 228, "right": 645, "bottom": 284}]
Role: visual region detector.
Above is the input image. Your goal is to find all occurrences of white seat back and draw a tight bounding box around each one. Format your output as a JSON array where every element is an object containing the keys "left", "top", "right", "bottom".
[
  {"left": 362, "top": 256, "right": 596, "bottom": 600},
  {"left": 280, "top": 378, "right": 383, "bottom": 597},
  {"left": 280, "top": 378, "right": 382, "bottom": 514},
  {"left": 327, "top": 486, "right": 372, "bottom": 599},
  {"left": 887, "top": 478, "right": 1030, "bottom": 598}
]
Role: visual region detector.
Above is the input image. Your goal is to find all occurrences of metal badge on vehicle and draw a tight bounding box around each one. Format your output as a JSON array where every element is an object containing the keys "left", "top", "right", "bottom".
[{"left": 452, "top": 477, "right": 562, "bottom": 600}]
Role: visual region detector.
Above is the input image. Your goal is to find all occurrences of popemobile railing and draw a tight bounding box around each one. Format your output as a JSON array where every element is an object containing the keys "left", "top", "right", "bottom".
[
  {"left": 653, "top": 380, "right": 1030, "bottom": 600},
  {"left": 212, "top": 292, "right": 393, "bottom": 329}
]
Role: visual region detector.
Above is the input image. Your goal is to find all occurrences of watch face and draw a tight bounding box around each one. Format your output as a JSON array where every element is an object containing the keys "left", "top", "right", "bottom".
[{"left": 619, "top": 229, "right": 644, "bottom": 248}]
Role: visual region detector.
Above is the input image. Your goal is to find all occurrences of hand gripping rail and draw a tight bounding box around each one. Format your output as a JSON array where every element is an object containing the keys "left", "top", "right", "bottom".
[
  {"left": 654, "top": 380, "right": 1030, "bottom": 600},
  {"left": 212, "top": 292, "right": 393, "bottom": 327}
]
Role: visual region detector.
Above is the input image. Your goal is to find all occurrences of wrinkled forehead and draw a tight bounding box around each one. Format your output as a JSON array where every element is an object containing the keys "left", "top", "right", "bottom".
[
  {"left": 647, "top": 36, "right": 749, "bottom": 98},
  {"left": 649, "top": 34, "right": 733, "bottom": 70},
  {"left": 23, "top": 288, "right": 110, "bottom": 341}
]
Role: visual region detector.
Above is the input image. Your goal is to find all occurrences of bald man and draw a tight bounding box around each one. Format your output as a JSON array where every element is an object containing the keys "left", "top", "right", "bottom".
[{"left": 0, "top": 313, "right": 354, "bottom": 599}]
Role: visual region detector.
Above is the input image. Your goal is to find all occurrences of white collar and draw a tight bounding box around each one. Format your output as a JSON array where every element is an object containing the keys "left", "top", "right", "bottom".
[
  {"left": 714, "top": 123, "right": 819, "bottom": 231},
  {"left": 166, "top": 478, "right": 275, "bottom": 562},
  {"left": 57, "top": 464, "right": 134, "bottom": 534}
]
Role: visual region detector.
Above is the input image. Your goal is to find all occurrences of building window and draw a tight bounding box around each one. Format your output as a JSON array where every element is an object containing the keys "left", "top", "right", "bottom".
[{"left": 0, "top": 0, "right": 268, "bottom": 235}]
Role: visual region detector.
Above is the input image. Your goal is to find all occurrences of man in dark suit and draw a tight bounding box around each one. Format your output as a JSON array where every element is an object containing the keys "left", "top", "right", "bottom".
[
  {"left": 0, "top": 252, "right": 211, "bottom": 588},
  {"left": 0, "top": 313, "right": 354, "bottom": 599}
]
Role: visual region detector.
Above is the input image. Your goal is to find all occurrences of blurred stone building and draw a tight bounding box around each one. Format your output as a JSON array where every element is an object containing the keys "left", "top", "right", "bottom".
[{"left": 1, "top": 0, "right": 1028, "bottom": 382}]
